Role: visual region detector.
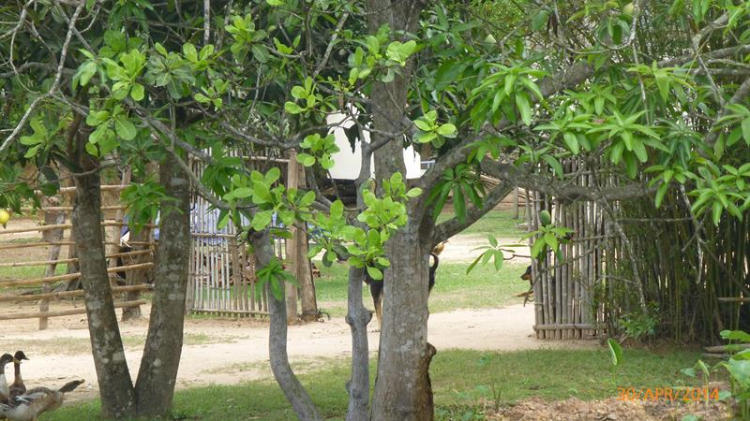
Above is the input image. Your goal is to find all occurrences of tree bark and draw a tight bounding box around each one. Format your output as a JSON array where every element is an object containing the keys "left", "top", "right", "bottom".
[
  {"left": 364, "top": 0, "right": 433, "bottom": 418},
  {"left": 371, "top": 229, "right": 435, "bottom": 421},
  {"left": 345, "top": 266, "right": 371, "bottom": 421},
  {"left": 251, "top": 228, "right": 322, "bottom": 420},
  {"left": 134, "top": 152, "right": 191, "bottom": 417},
  {"left": 71, "top": 146, "right": 136, "bottom": 419}
]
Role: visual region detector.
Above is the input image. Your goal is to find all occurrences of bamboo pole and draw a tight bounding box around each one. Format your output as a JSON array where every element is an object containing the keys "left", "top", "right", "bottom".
[
  {"left": 0, "top": 241, "right": 155, "bottom": 250},
  {"left": 0, "top": 221, "right": 155, "bottom": 236},
  {"left": 0, "top": 300, "right": 148, "bottom": 321},
  {"left": 0, "top": 284, "right": 153, "bottom": 302},
  {"left": 40, "top": 197, "right": 65, "bottom": 330},
  {"left": 717, "top": 297, "right": 750, "bottom": 303},
  {"left": 35, "top": 185, "right": 128, "bottom": 195},
  {"left": 0, "top": 262, "right": 154, "bottom": 287},
  {"left": 0, "top": 249, "right": 152, "bottom": 268}
]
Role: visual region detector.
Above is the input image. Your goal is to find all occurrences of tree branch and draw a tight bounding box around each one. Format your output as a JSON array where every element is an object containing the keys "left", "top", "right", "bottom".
[
  {"left": 0, "top": 0, "right": 86, "bottom": 153},
  {"left": 480, "top": 160, "right": 656, "bottom": 202},
  {"left": 433, "top": 179, "right": 515, "bottom": 243}
]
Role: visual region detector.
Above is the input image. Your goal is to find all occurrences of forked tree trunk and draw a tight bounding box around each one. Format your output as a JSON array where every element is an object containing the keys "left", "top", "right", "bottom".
[
  {"left": 251, "top": 228, "right": 322, "bottom": 420},
  {"left": 71, "top": 149, "right": 136, "bottom": 419},
  {"left": 134, "top": 152, "right": 191, "bottom": 417}
]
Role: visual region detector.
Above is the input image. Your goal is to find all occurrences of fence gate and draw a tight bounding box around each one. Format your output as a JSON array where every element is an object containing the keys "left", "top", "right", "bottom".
[
  {"left": 186, "top": 157, "right": 271, "bottom": 317},
  {"left": 525, "top": 159, "right": 612, "bottom": 339}
]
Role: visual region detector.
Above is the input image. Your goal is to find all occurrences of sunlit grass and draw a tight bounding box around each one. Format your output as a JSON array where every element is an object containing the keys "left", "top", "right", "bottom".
[
  {"left": 46, "top": 347, "right": 703, "bottom": 420},
  {"left": 437, "top": 208, "right": 527, "bottom": 240},
  {"left": 313, "top": 261, "right": 530, "bottom": 317}
]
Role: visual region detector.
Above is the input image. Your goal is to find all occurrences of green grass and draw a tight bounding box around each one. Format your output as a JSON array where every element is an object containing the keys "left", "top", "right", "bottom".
[
  {"left": 313, "top": 261, "right": 529, "bottom": 317},
  {"left": 437, "top": 209, "right": 527, "bottom": 240},
  {"left": 0, "top": 264, "right": 67, "bottom": 280},
  {"left": 46, "top": 347, "right": 703, "bottom": 420}
]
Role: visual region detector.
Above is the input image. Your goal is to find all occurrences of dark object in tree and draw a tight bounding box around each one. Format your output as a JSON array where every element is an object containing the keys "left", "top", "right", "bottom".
[{"left": 365, "top": 246, "right": 443, "bottom": 330}]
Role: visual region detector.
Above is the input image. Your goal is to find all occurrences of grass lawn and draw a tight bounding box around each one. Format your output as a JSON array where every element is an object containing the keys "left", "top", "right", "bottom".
[
  {"left": 314, "top": 260, "right": 529, "bottom": 317},
  {"left": 437, "top": 208, "right": 527, "bottom": 240},
  {"left": 46, "top": 347, "right": 703, "bottom": 420}
]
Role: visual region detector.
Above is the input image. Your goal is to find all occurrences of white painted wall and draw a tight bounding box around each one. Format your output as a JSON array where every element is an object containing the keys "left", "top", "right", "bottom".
[{"left": 326, "top": 113, "right": 421, "bottom": 180}]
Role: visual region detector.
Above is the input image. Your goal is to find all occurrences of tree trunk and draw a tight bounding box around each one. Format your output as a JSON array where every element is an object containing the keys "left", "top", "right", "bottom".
[
  {"left": 365, "top": 0, "right": 433, "bottom": 413},
  {"left": 72, "top": 155, "right": 136, "bottom": 419},
  {"left": 134, "top": 152, "right": 191, "bottom": 417},
  {"left": 345, "top": 266, "right": 371, "bottom": 421},
  {"left": 250, "top": 228, "right": 322, "bottom": 420},
  {"left": 371, "top": 230, "right": 435, "bottom": 420}
]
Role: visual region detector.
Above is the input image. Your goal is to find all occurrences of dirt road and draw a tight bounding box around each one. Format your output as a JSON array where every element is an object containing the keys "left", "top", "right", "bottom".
[{"left": 0, "top": 304, "right": 594, "bottom": 402}]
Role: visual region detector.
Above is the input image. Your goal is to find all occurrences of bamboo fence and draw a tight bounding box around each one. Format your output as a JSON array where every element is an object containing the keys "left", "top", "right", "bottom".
[
  {"left": 186, "top": 153, "right": 271, "bottom": 317},
  {"left": 525, "top": 159, "right": 610, "bottom": 340},
  {"left": 0, "top": 184, "right": 153, "bottom": 328}
]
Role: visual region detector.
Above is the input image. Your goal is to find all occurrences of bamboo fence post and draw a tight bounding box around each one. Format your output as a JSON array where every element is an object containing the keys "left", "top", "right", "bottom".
[
  {"left": 285, "top": 150, "right": 300, "bottom": 325},
  {"left": 40, "top": 196, "right": 66, "bottom": 330}
]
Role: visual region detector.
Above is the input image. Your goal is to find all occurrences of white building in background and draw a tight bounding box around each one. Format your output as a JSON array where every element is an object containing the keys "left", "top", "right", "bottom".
[{"left": 326, "top": 113, "right": 422, "bottom": 180}]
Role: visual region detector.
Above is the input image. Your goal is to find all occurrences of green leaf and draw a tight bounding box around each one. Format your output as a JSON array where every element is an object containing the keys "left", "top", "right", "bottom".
[
  {"left": 562, "top": 132, "right": 580, "bottom": 154},
  {"left": 742, "top": 118, "right": 750, "bottom": 144},
  {"left": 252, "top": 211, "right": 273, "bottom": 231},
  {"left": 414, "top": 119, "right": 433, "bottom": 132},
  {"left": 541, "top": 155, "right": 564, "bottom": 178},
  {"left": 406, "top": 188, "right": 422, "bottom": 198},
  {"left": 530, "top": 238, "right": 546, "bottom": 258},
  {"left": 285, "top": 102, "right": 304, "bottom": 114},
  {"left": 253, "top": 183, "right": 272, "bottom": 204},
  {"left": 654, "top": 74, "right": 670, "bottom": 102},
  {"left": 114, "top": 116, "right": 137, "bottom": 140},
  {"left": 385, "top": 40, "right": 417, "bottom": 65},
  {"left": 436, "top": 123, "right": 457, "bottom": 137},
  {"left": 721, "top": 330, "right": 750, "bottom": 343},
  {"left": 515, "top": 93, "right": 532, "bottom": 126},
  {"left": 296, "top": 153, "right": 316, "bottom": 167},
  {"left": 366, "top": 266, "right": 383, "bottom": 280},
  {"left": 607, "top": 339, "right": 623, "bottom": 367},
  {"left": 330, "top": 200, "right": 344, "bottom": 219},
  {"left": 251, "top": 44, "right": 269, "bottom": 63}
]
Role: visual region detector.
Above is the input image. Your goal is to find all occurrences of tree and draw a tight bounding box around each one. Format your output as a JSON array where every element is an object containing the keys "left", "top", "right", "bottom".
[{"left": 3, "top": 0, "right": 750, "bottom": 419}]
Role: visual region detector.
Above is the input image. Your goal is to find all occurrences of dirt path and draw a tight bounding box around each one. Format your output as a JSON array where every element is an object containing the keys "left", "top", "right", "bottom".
[{"left": 0, "top": 304, "right": 595, "bottom": 403}]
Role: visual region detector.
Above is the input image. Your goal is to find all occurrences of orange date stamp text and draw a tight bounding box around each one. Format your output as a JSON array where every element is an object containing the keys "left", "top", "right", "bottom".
[{"left": 616, "top": 387, "right": 719, "bottom": 403}]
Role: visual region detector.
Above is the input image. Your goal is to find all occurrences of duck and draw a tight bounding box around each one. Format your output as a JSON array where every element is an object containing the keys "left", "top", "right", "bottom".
[
  {"left": 0, "top": 379, "right": 84, "bottom": 421},
  {"left": 8, "top": 352, "right": 28, "bottom": 401},
  {"left": 0, "top": 353, "right": 15, "bottom": 404}
]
